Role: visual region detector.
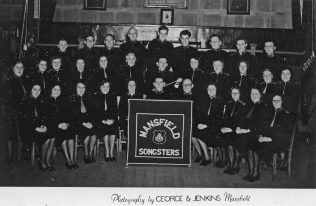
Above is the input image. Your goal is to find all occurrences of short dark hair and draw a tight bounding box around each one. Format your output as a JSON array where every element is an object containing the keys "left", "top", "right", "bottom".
[
  {"left": 158, "top": 25, "right": 169, "bottom": 33},
  {"left": 180, "top": 30, "right": 191, "bottom": 38}
]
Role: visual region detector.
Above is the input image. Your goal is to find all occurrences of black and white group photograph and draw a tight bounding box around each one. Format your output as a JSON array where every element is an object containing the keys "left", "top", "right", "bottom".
[{"left": 0, "top": 0, "right": 315, "bottom": 205}]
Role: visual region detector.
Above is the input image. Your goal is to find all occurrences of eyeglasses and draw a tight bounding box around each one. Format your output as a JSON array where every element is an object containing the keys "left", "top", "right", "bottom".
[
  {"left": 183, "top": 84, "right": 192, "bottom": 87},
  {"left": 272, "top": 100, "right": 282, "bottom": 103}
]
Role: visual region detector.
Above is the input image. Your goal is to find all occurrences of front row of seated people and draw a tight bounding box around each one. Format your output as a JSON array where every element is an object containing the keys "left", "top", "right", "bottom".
[{"left": 1, "top": 57, "right": 299, "bottom": 182}]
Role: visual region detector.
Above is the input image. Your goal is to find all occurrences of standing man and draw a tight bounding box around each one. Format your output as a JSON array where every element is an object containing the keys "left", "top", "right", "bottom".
[
  {"left": 147, "top": 25, "right": 174, "bottom": 72},
  {"left": 51, "top": 38, "right": 74, "bottom": 71},
  {"left": 258, "top": 40, "right": 286, "bottom": 81},
  {"left": 173, "top": 30, "right": 198, "bottom": 78},
  {"left": 102, "top": 34, "right": 122, "bottom": 70},
  {"left": 200, "top": 34, "right": 232, "bottom": 75},
  {"left": 77, "top": 34, "right": 100, "bottom": 72}
]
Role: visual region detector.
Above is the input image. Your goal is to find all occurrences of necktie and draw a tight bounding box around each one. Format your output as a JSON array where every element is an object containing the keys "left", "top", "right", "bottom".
[
  {"left": 80, "top": 96, "right": 87, "bottom": 113},
  {"left": 103, "top": 69, "right": 107, "bottom": 78},
  {"left": 104, "top": 95, "right": 107, "bottom": 111},
  {"left": 239, "top": 75, "right": 243, "bottom": 87},
  {"left": 41, "top": 73, "right": 46, "bottom": 90},
  {"left": 215, "top": 74, "right": 219, "bottom": 83},
  {"left": 230, "top": 101, "right": 236, "bottom": 117},
  {"left": 263, "top": 83, "right": 268, "bottom": 94},
  {"left": 270, "top": 110, "right": 278, "bottom": 127},
  {"left": 79, "top": 71, "right": 82, "bottom": 80},
  {"left": 191, "top": 70, "right": 195, "bottom": 82},
  {"left": 207, "top": 98, "right": 212, "bottom": 116},
  {"left": 282, "top": 82, "right": 287, "bottom": 94},
  {"left": 246, "top": 104, "right": 255, "bottom": 119},
  {"left": 129, "top": 67, "right": 132, "bottom": 79},
  {"left": 34, "top": 101, "right": 38, "bottom": 117},
  {"left": 56, "top": 71, "right": 60, "bottom": 82},
  {"left": 19, "top": 78, "right": 26, "bottom": 96},
  {"left": 53, "top": 98, "right": 59, "bottom": 113}
]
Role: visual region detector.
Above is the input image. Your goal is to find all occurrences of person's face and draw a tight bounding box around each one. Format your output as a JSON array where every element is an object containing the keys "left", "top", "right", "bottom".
[
  {"left": 251, "top": 89, "right": 261, "bottom": 103},
  {"left": 210, "top": 36, "right": 221, "bottom": 50},
  {"left": 263, "top": 70, "right": 273, "bottom": 83},
  {"left": 264, "top": 41, "right": 276, "bottom": 56},
  {"left": 76, "top": 59, "right": 85, "bottom": 72},
  {"left": 182, "top": 79, "right": 193, "bottom": 94},
  {"left": 38, "top": 60, "right": 47, "bottom": 72},
  {"left": 85, "top": 36, "right": 95, "bottom": 49},
  {"left": 213, "top": 61, "right": 223, "bottom": 73},
  {"left": 52, "top": 58, "right": 61, "bottom": 71},
  {"left": 207, "top": 85, "right": 217, "bottom": 97},
  {"left": 104, "top": 35, "right": 114, "bottom": 49},
  {"left": 13, "top": 63, "right": 24, "bottom": 77},
  {"left": 128, "top": 81, "right": 136, "bottom": 94},
  {"left": 158, "top": 29, "right": 168, "bottom": 42},
  {"left": 180, "top": 34, "right": 190, "bottom": 47},
  {"left": 58, "top": 40, "right": 68, "bottom": 52},
  {"left": 281, "top": 69, "right": 291, "bottom": 82},
  {"left": 236, "top": 40, "right": 247, "bottom": 53},
  {"left": 272, "top": 95, "right": 282, "bottom": 109},
  {"left": 190, "top": 58, "right": 199, "bottom": 69},
  {"left": 128, "top": 28, "right": 137, "bottom": 42},
  {"left": 51, "top": 85, "right": 61, "bottom": 98},
  {"left": 99, "top": 56, "right": 108, "bottom": 68},
  {"left": 239, "top": 62, "right": 248, "bottom": 75},
  {"left": 153, "top": 78, "right": 164, "bottom": 91},
  {"left": 31, "top": 85, "right": 41, "bottom": 98},
  {"left": 231, "top": 88, "right": 240, "bottom": 101},
  {"left": 126, "top": 53, "right": 136, "bottom": 66},
  {"left": 157, "top": 58, "right": 168, "bottom": 71},
  {"left": 76, "top": 83, "right": 85, "bottom": 96},
  {"left": 100, "top": 82, "right": 110, "bottom": 94}
]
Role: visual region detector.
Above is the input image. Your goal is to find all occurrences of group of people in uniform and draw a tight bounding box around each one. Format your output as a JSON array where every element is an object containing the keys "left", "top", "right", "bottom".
[{"left": 0, "top": 25, "right": 300, "bottom": 182}]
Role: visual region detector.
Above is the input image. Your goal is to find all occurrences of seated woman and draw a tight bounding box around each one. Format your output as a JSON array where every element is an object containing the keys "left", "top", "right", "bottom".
[
  {"left": 250, "top": 94, "right": 294, "bottom": 182},
  {"left": 231, "top": 60, "right": 257, "bottom": 103},
  {"left": 93, "top": 80, "right": 118, "bottom": 161},
  {"left": 234, "top": 88, "right": 266, "bottom": 181},
  {"left": 69, "top": 58, "right": 92, "bottom": 95},
  {"left": 20, "top": 84, "right": 49, "bottom": 171},
  {"left": 258, "top": 69, "right": 277, "bottom": 107},
  {"left": 118, "top": 79, "right": 143, "bottom": 135},
  {"left": 275, "top": 68, "right": 300, "bottom": 113},
  {"left": 46, "top": 84, "right": 76, "bottom": 169},
  {"left": 219, "top": 87, "right": 246, "bottom": 174},
  {"left": 29, "top": 58, "right": 50, "bottom": 97},
  {"left": 69, "top": 81, "right": 96, "bottom": 164},
  {"left": 194, "top": 83, "right": 224, "bottom": 166}
]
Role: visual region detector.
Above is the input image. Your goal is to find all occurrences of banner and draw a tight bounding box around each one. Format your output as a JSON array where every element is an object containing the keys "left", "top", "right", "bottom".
[{"left": 127, "top": 99, "right": 192, "bottom": 166}]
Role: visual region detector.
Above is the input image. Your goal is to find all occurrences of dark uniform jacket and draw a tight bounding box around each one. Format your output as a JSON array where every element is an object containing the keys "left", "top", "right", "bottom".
[
  {"left": 238, "top": 101, "right": 266, "bottom": 131},
  {"left": 146, "top": 89, "right": 172, "bottom": 100},
  {"left": 147, "top": 39, "right": 174, "bottom": 69},
  {"left": 47, "top": 68, "right": 70, "bottom": 94},
  {"left": 144, "top": 69, "right": 176, "bottom": 95},
  {"left": 77, "top": 47, "right": 100, "bottom": 72},
  {"left": 50, "top": 48, "right": 74, "bottom": 70},
  {"left": 230, "top": 51, "right": 259, "bottom": 79},
  {"left": 68, "top": 68, "right": 93, "bottom": 95},
  {"left": 275, "top": 80, "right": 300, "bottom": 113},
  {"left": 207, "top": 72, "right": 231, "bottom": 102},
  {"left": 101, "top": 47, "right": 122, "bottom": 69},
  {"left": 29, "top": 70, "right": 50, "bottom": 96},
  {"left": 91, "top": 93, "right": 118, "bottom": 123},
  {"left": 182, "top": 68, "right": 207, "bottom": 94},
  {"left": 120, "top": 41, "right": 147, "bottom": 66},
  {"left": 116, "top": 63, "right": 144, "bottom": 95},
  {"left": 173, "top": 46, "right": 198, "bottom": 77},
  {"left": 258, "top": 54, "right": 286, "bottom": 81},
  {"left": 231, "top": 74, "right": 257, "bottom": 103},
  {"left": 222, "top": 99, "right": 246, "bottom": 129},
  {"left": 258, "top": 81, "right": 277, "bottom": 106},
  {"left": 69, "top": 94, "right": 94, "bottom": 127},
  {"left": 118, "top": 92, "right": 143, "bottom": 125},
  {"left": 200, "top": 49, "right": 232, "bottom": 74},
  {"left": 88, "top": 67, "right": 115, "bottom": 94}
]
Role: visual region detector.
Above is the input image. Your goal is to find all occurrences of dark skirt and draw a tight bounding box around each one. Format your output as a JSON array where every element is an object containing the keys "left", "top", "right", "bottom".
[
  {"left": 74, "top": 123, "right": 96, "bottom": 141},
  {"left": 50, "top": 124, "right": 74, "bottom": 145},
  {"left": 215, "top": 132, "right": 238, "bottom": 147},
  {"left": 96, "top": 122, "right": 118, "bottom": 138},
  {"left": 194, "top": 127, "right": 222, "bottom": 147},
  {"left": 235, "top": 132, "right": 259, "bottom": 158}
]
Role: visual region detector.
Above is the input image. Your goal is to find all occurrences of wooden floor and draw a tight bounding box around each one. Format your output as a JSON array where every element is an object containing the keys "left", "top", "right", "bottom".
[{"left": 0, "top": 134, "right": 315, "bottom": 188}]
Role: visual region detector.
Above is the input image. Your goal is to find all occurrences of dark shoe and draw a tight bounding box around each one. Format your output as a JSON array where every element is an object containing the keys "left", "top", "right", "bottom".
[
  {"left": 247, "top": 174, "right": 260, "bottom": 182},
  {"left": 242, "top": 173, "right": 252, "bottom": 181},
  {"left": 215, "top": 161, "right": 226, "bottom": 168},
  {"left": 104, "top": 155, "right": 110, "bottom": 161},
  {"left": 83, "top": 156, "right": 90, "bottom": 164},
  {"left": 224, "top": 167, "right": 233, "bottom": 174},
  {"left": 194, "top": 156, "right": 202, "bottom": 163},
  {"left": 47, "top": 166, "right": 55, "bottom": 171},
  {"left": 38, "top": 162, "right": 47, "bottom": 171},
  {"left": 65, "top": 163, "right": 72, "bottom": 170},
  {"left": 228, "top": 166, "right": 240, "bottom": 175},
  {"left": 72, "top": 163, "right": 79, "bottom": 169},
  {"left": 90, "top": 156, "right": 96, "bottom": 163}
]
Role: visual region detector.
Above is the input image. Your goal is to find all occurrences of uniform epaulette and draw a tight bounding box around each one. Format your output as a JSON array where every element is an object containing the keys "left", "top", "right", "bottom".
[
  {"left": 209, "top": 72, "right": 216, "bottom": 74},
  {"left": 227, "top": 100, "right": 234, "bottom": 104},
  {"left": 238, "top": 100, "right": 246, "bottom": 105},
  {"left": 275, "top": 81, "right": 283, "bottom": 85},
  {"left": 282, "top": 107, "right": 290, "bottom": 113},
  {"left": 222, "top": 72, "right": 229, "bottom": 76}
]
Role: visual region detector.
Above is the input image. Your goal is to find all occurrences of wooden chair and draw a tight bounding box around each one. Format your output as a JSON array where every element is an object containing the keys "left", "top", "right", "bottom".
[
  {"left": 95, "top": 132, "right": 121, "bottom": 159},
  {"left": 30, "top": 142, "right": 40, "bottom": 166},
  {"left": 272, "top": 122, "right": 297, "bottom": 181}
]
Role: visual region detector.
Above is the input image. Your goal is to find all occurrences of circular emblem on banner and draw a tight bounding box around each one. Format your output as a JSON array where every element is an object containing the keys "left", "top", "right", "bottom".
[{"left": 152, "top": 130, "right": 166, "bottom": 144}]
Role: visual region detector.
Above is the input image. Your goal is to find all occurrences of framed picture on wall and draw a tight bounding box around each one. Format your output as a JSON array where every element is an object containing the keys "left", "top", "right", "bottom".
[
  {"left": 160, "top": 9, "right": 174, "bottom": 25},
  {"left": 227, "top": 0, "right": 250, "bottom": 15},
  {"left": 84, "top": 0, "right": 107, "bottom": 10},
  {"left": 144, "top": 0, "right": 188, "bottom": 9}
]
